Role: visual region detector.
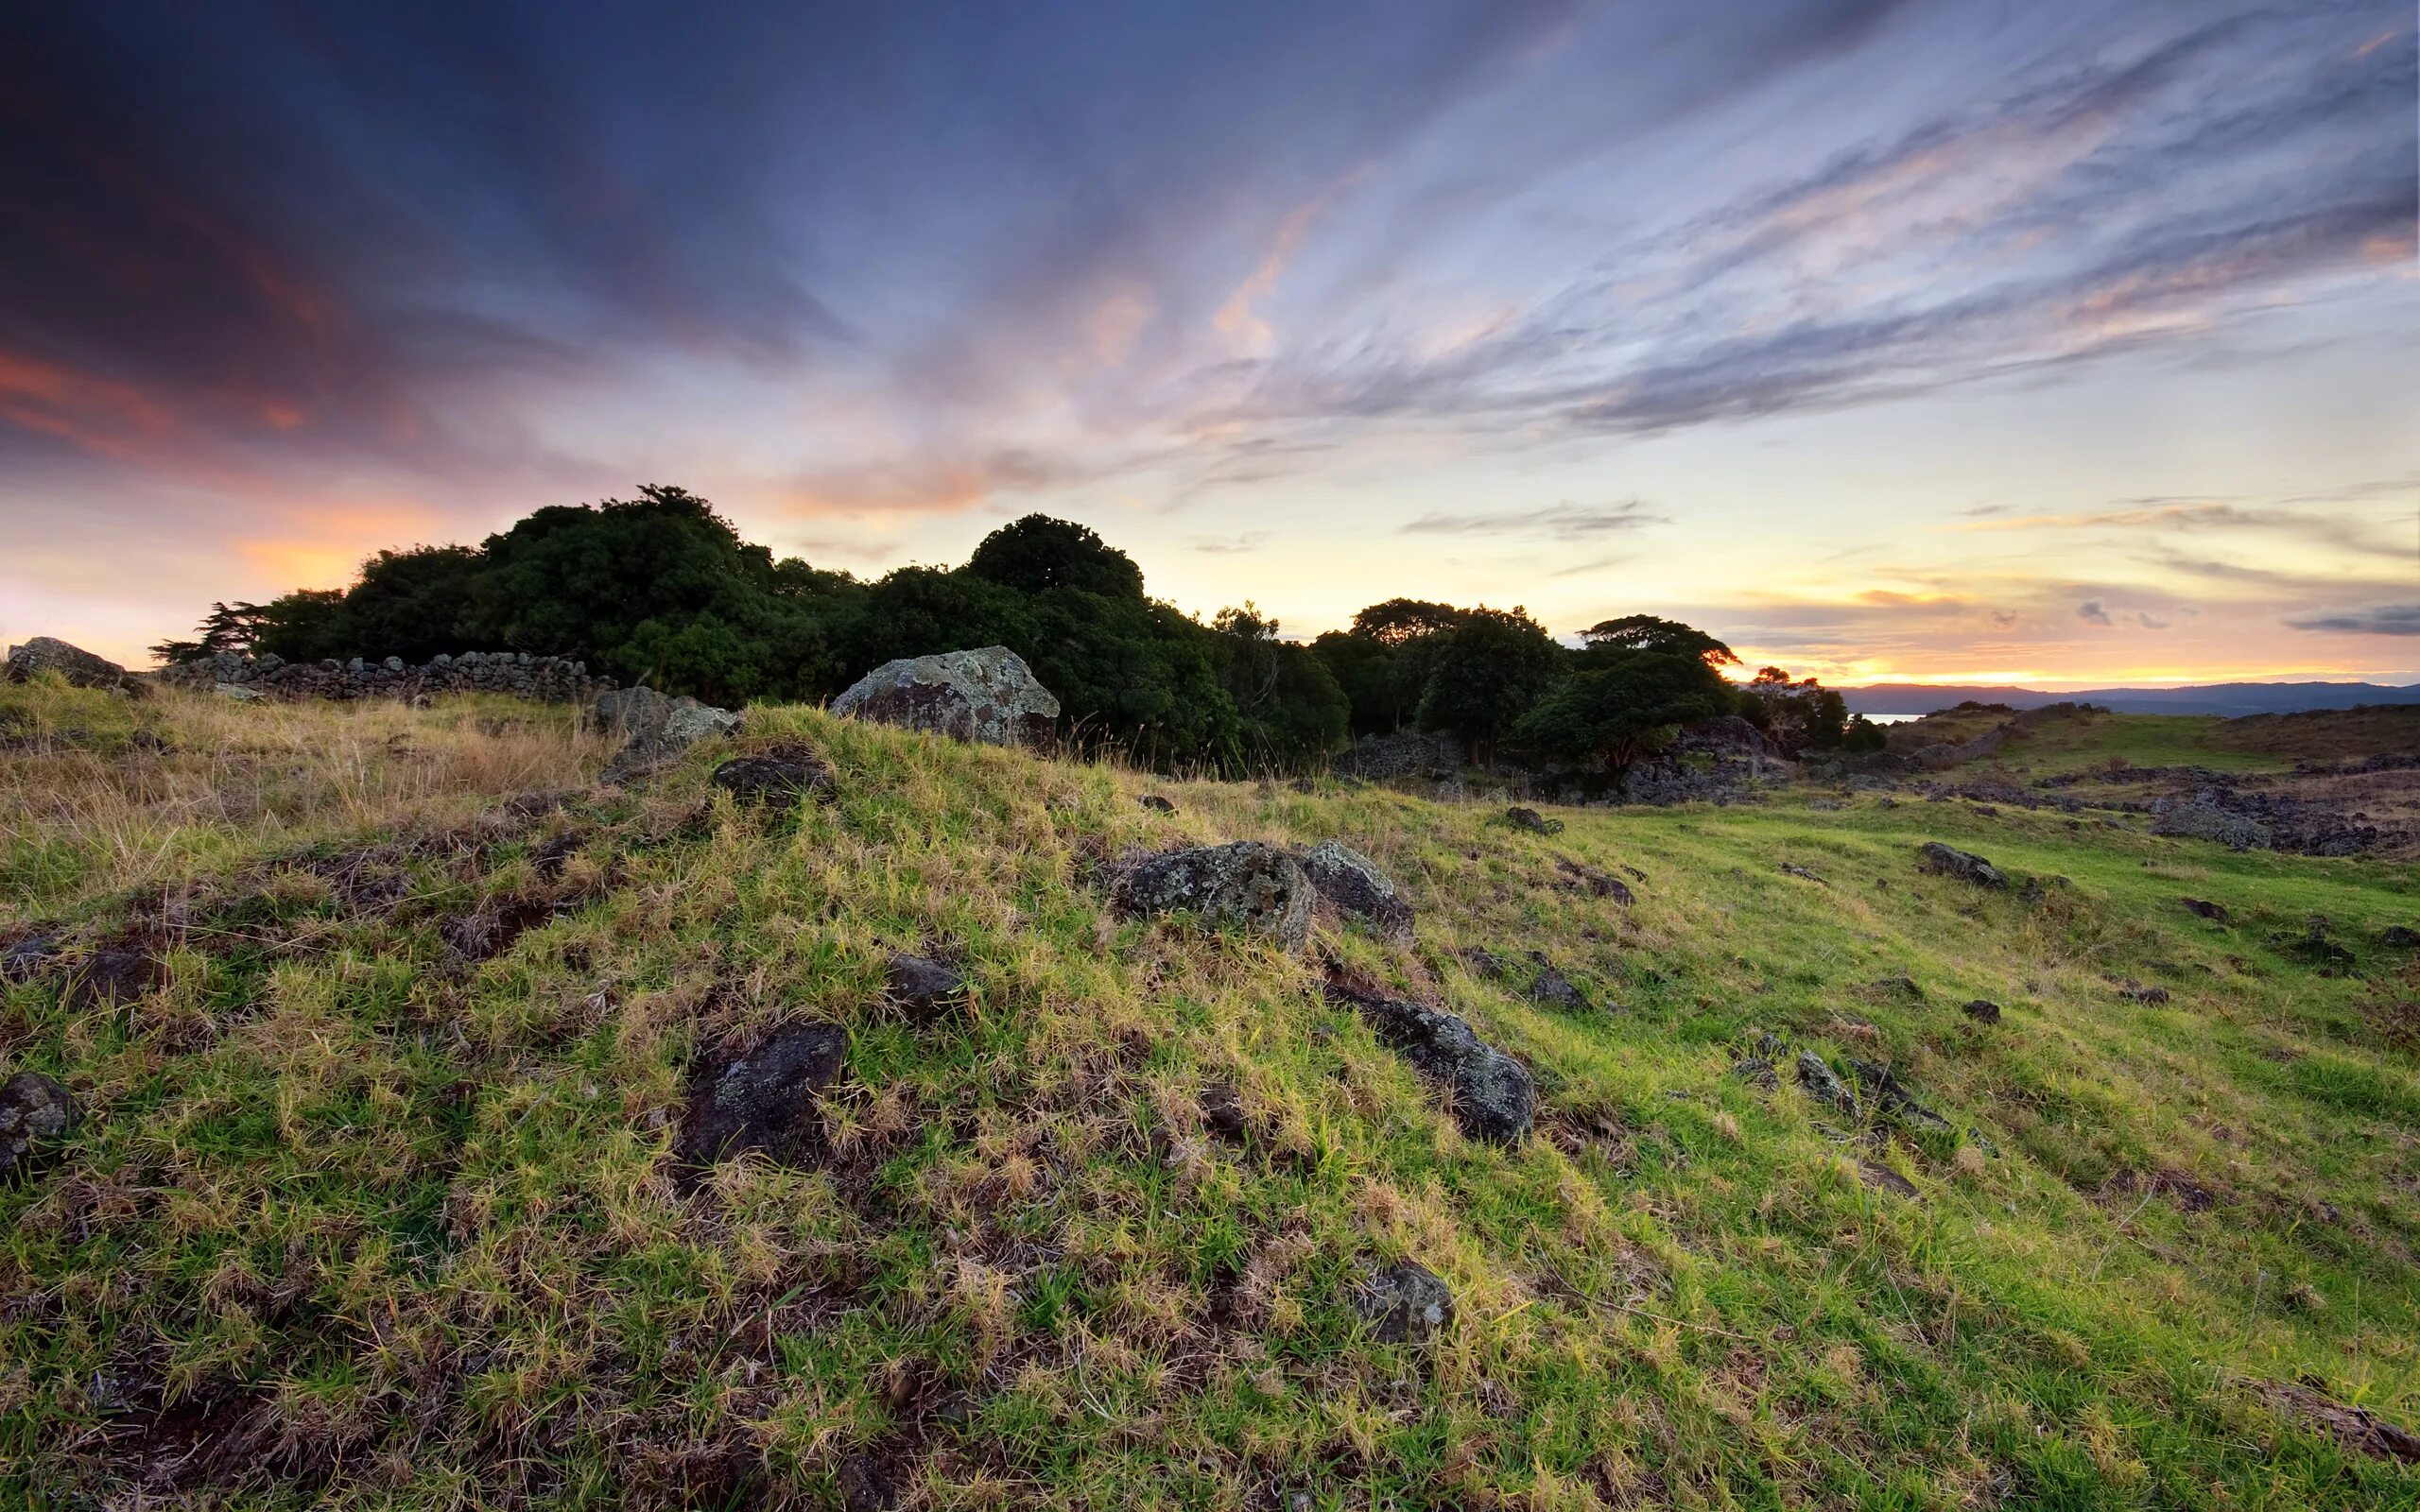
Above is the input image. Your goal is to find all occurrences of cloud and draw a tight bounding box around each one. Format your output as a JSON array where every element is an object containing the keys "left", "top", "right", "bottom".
[
  {"left": 2134, "top": 610, "right": 2170, "bottom": 629},
  {"left": 2284, "top": 602, "right": 2420, "bottom": 636},
  {"left": 1400, "top": 499, "right": 1667, "bottom": 540},
  {"left": 1189, "top": 532, "right": 1272, "bottom": 555},
  {"left": 2077, "top": 599, "right": 2114, "bottom": 625}
]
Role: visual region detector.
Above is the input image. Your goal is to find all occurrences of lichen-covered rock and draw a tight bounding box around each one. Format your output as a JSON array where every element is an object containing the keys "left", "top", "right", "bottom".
[
  {"left": 831, "top": 645, "right": 1059, "bottom": 747},
  {"left": 674, "top": 1022, "right": 849, "bottom": 1171},
  {"left": 1298, "top": 840, "right": 1413, "bottom": 942},
  {"left": 592, "top": 685, "right": 741, "bottom": 782},
  {"left": 1111, "top": 842, "right": 1312, "bottom": 954},
  {"left": 1916, "top": 841, "right": 2006, "bottom": 887},
  {"left": 1796, "top": 1051, "right": 1851, "bottom": 1108},
  {"left": 710, "top": 746, "right": 835, "bottom": 810},
  {"left": 1357, "top": 1260, "right": 1453, "bottom": 1344},
  {"left": 2152, "top": 795, "right": 2273, "bottom": 851},
  {"left": 0, "top": 1071, "right": 78, "bottom": 1178},
  {"left": 1324, "top": 974, "right": 1534, "bottom": 1145},
  {"left": 5, "top": 637, "right": 126, "bottom": 689}
]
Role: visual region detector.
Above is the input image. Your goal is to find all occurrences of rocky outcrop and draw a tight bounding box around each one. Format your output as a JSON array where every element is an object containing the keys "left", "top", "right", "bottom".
[
  {"left": 0, "top": 1071, "right": 78, "bottom": 1178},
  {"left": 1330, "top": 728, "right": 1467, "bottom": 781},
  {"left": 591, "top": 686, "right": 741, "bottom": 782},
  {"left": 1298, "top": 840, "right": 1413, "bottom": 942},
  {"left": 1916, "top": 842, "right": 2007, "bottom": 887},
  {"left": 2152, "top": 793, "right": 2273, "bottom": 851},
  {"left": 6, "top": 638, "right": 127, "bottom": 690},
  {"left": 1357, "top": 1260, "right": 1453, "bottom": 1343},
  {"left": 157, "top": 649, "right": 608, "bottom": 703},
  {"left": 1110, "top": 841, "right": 1313, "bottom": 953},
  {"left": 1324, "top": 973, "right": 1534, "bottom": 1145},
  {"left": 831, "top": 645, "right": 1059, "bottom": 747}
]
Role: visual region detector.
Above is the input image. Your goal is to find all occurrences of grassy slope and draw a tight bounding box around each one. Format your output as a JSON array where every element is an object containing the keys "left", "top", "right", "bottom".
[
  {"left": 4, "top": 682, "right": 2418, "bottom": 1509},
  {"left": 1887, "top": 703, "right": 2420, "bottom": 780}
]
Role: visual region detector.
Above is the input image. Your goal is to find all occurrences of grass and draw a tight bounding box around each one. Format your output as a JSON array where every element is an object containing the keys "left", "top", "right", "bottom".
[
  {"left": 1887, "top": 703, "right": 2420, "bottom": 780},
  {"left": 4, "top": 679, "right": 2418, "bottom": 1508}
]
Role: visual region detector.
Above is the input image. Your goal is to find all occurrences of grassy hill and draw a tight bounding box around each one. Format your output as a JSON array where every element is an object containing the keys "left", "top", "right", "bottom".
[{"left": 5, "top": 680, "right": 2418, "bottom": 1508}]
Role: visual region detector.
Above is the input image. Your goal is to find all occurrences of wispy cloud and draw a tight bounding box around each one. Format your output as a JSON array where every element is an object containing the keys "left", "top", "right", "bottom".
[
  {"left": 1400, "top": 499, "right": 1667, "bottom": 539},
  {"left": 2284, "top": 602, "right": 2420, "bottom": 636}
]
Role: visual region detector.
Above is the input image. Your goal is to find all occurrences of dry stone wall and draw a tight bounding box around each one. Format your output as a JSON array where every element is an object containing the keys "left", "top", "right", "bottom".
[{"left": 156, "top": 650, "right": 611, "bottom": 704}]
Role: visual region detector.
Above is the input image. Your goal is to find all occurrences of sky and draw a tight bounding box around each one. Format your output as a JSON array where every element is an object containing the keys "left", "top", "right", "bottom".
[{"left": 2, "top": 0, "right": 2415, "bottom": 687}]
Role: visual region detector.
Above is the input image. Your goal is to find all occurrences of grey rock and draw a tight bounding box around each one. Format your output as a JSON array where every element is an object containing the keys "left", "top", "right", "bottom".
[
  {"left": 592, "top": 685, "right": 741, "bottom": 782},
  {"left": 5, "top": 637, "right": 125, "bottom": 690},
  {"left": 1357, "top": 1260, "right": 1453, "bottom": 1344},
  {"left": 2152, "top": 793, "right": 2273, "bottom": 851},
  {"left": 0, "top": 1072, "right": 78, "bottom": 1178},
  {"left": 1916, "top": 842, "right": 2007, "bottom": 887},
  {"left": 1325, "top": 975, "right": 1534, "bottom": 1144},
  {"left": 1111, "top": 841, "right": 1312, "bottom": 954},
  {"left": 1298, "top": 840, "right": 1413, "bottom": 942},
  {"left": 1137, "top": 794, "right": 1177, "bottom": 814},
  {"left": 710, "top": 746, "right": 835, "bottom": 810},
  {"left": 1795, "top": 1052, "right": 1851, "bottom": 1108},
  {"left": 831, "top": 645, "right": 1060, "bottom": 747},
  {"left": 675, "top": 1022, "right": 849, "bottom": 1171},
  {"left": 883, "top": 952, "right": 970, "bottom": 1019},
  {"left": 1504, "top": 806, "right": 1564, "bottom": 835},
  {"left": 2180, "top": 897, "right": 2231, "bottom": 924}
]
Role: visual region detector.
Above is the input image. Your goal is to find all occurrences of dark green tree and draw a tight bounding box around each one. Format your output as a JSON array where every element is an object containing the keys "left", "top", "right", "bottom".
[
  {"left": 1351, "top": 598, "right": 1468, "bottom": 646},
  {"left": 1213, "top": 604, "right": 1349, "bottom": 770},
  {"left": 1415, "top": 606, "right": 1564, "bottom": 756},
  {"left": 150, "top": 600, "right": 278, "bottom": 664},
  {"left": 1513, "top": 650, "right": 1732, "bottom": 780},
  {"left": 1579, "top": 614, "right": 1739, "bottom": 668},
  {"left": 250, "top": 590, "right": 347, "bottom": 662},
  {"left": 965, "top": 514, "right": 1145, "bottom": 600}
]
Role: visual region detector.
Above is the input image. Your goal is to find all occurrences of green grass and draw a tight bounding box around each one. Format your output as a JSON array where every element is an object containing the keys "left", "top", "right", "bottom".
[{"left": 4, "top": 684, "right": 2417, "bottom": 1508}]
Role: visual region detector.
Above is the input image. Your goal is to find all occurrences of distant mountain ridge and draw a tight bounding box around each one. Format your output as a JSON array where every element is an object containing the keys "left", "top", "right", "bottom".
[{"left": 1841, "top": 680, "right": 2420, "bottom": 718}]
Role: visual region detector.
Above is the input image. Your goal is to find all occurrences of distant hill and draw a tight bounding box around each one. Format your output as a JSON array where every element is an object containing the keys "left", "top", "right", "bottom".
[{"left": 1841, "top": 680, "right": 2420, "bottom": 717}]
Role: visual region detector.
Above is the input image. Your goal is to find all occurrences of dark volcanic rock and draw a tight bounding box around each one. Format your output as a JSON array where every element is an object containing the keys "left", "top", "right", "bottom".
[
  {"left": 883, "top": 952, "right": 970, "bottom": 1018},
  {"left": 2383, "top": 926, "right": 2419, "bottom": 950},
  {"left": 711, "top": 746, "right": 836, "bottom": 810},
  {"left": 1110, "top": 842, "right": 1312, "bottom": 954},
  {"left": 1857, "top": 1160, "right": 1920, "bottom": 1199},
  {"left": 1845, "top": 1058, "right": 1953, "bottom": 1132},
  {"left": 5, "top": 636, "right": 126, "bottom": 690},
  {"left": 1299, "top": 840, "right": 1414, "bottom": 942},
  {"left": 62, "top": 944, "right": 165, "bottom": 1008},
  {"left": 1962, "top": 999, "right": 2002, "bottom": 1024},
  {"left": 1325, "top": 974, "right": 1534, "bottom": 1145},
  {"left": 2251, "top": 1380, "right": 2420, "bottom": 1464},
  {"left": 0, "top": 1072, "right": 78, "bottom": 1178},
  {"left": 2180, "top": 898, "right": 2231, "bottom": 923},
  {"left": 837, "top": 1450, "right": 898, "bottom": 1512},
  {"left": 1555, "top": 857, "right": 1634, "bottom": 905},
  {"left": 676, "top": 1022, "right": 850, "bottom": 1171},
  {"left": 1136, "top": 794, "right": 1176, "bottom": 814},
  {"left": 831, "top": 645, "right": 1060, "bottom": 747},
  {"left": 1357, "top": 1260, "right": 1454, "bottom": 1344},
  {"left": 1916, "top": 842, "right": 2007, "bottom": 887},
  {"left": 1795, "top": 1052, "right": 1851, "bottom": 1109},
  {"left": 1504, "top": 806, "right": 1564, "bottom": 835},
  {"left": 1521, "top": 953, "right": 1590, "bottom": 1013}
]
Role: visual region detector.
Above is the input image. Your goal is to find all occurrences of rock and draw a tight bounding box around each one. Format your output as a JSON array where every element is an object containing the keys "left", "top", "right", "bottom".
[
  {"left": 1779, "top": 863, "right": 1828, "bottom": 885},
  {"left": 1795, "top": 1052, "right": 1851, "bottom": 1108},
  {"left": 62, "top": 944, "right": 165, "bottom": 1008},
  {"left": 2114, "top": 981, "right": 2171, "bottom": 1005},
  {"left": 1324, "top": 974, "right": 1534, "bottom": 1144},
  {"left": 1555, "top": 857, "right": 1634, "bottom": 904},
  {"left": 1520, "top": 953, "right": 1590, "bottom": 1013},
  {"left": 1857, "top": 1160, "right": 1920, "bottom": 1199},
  {"left": 1298, "top": 840, "right": 1414, "bottom": 942},
  {"left": 830, "top": 645, "right": 1060, "bottom": 747},
  {"left": 1, "top": 933, "right": 59, "bottom": 984},
  {"left": 2383, "top": 926, "right": 2419, "bottom": 949},
  {"left": 2151, "top": 793, "right": 2273, "bottom": 851},
  {"left": 1868, "top": 973, "right": 1925, "bottom": 1000},
  {"left": 2250, "top": 1380, "right": 2420, "bottom": 1464},
  {"left": 710, "top": 746, "right": 836, "bottom": 810},
  {"left": 1504, "top": 806, "right": 1564, "bottom": 835},
  {"left": 2180, "top": 898, "right": 2231, "bottom": 923},
  {"left": 213, "top": 682, "right": 264, "bottom": 701},
  {"left": 1200, "top": 1081, "right": 1251, "bottom": 1143},
  {"left": 883, "top": 952, "right": 970, "bottom": 1019},
  {"left": 5, "top": 637, "right": 126, "bottom": 690},
  {"left": 1137, "top": 794, "right": 1176, "bottom": 814},
  {"left": 1845, "top": 1059, "right": 1953, "bottom": 1132},
  {"left": 1916, "top": 842, "right": 2006, "bottom": 887},
  {"left": 0, "top": 1072, "right": 78, "bottom": 1178},
  {"left": 837, "top": 1450, "right": 897, "bottom": 1512},
  {"left": 1357, "top": 1260, "right": 1453, "bottom": 1344},
  {"left": 1962, "top": 999, "right": 2001, "bottom": 1023},
  {"left": 593, "top": 686, "right": 741, "bottom": 782},
  {"left": 675, "top": 1022, "right": 850, "bottom": 1171},
  {"left": 1731, "top": 1055, "right": 1779, "bottom": 1091},
  {"left": 1110, "top": 842, "right": 1313, "bottom": 954}
]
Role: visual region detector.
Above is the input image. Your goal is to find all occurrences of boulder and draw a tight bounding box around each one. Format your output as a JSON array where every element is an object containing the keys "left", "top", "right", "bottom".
[
  {"left": 1324, "top": 975, "right": 1534, "bottom": 1145},
  {"left": 0, "top": 1071, "right": 78, "bottom": 1178},
  {"left": 1916, "top": 842, "right": 2007, "bottom": 888},
  {"left": 710, "top": 746, "right": 836, "bottom": 810},
  {"left": 675, "top": 1022, "right": 849, "bottom": 1171},
  {"left": 1110, "top": 842, "right": 1312, "bottom": 954},
  {"left": 1298, "top": 840, "right": 1414, "bottom": 942},
  {"left": 1357, "top": 1260, "right": 1453, "bottom": 1344},
  {"left": 831, "top": 645, "right": 1060, "bottom": 747},
  {"left": 5, "top": 637, "right": 125, "bottom": 690},
  {"left": 591, "top": 686, "right": 741, "bottom": 782}
]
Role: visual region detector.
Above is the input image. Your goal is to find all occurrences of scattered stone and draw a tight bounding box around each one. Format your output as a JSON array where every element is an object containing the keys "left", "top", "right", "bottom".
[
  {"left": 2382, "top": 926, "right": 2419, "bottom": 950},
  {"left": 1916, "top": 842, "right": 2007, "bottom": 888},
  {"left": 1457, "top": 945, "right": 1507, "bottom": 981},
  {"left": 1325, "top": 973, "right": 1534, "bottom": 1145},
  {"left": 1520, "top": 953, "right": 1590, "bottom": 1013},
  {"left": 675, "top": 1022, "right": 849, "bottom": 1171},
  {"left": 4, "top": 637, "right": 126, "bottom": 689},
  {"left": 1731, "top": 1055, "right": 1780, "bottom": 1091},
  {"left": 1621, "top": 865, "right": 1648, "bottom": 883},
  {"left": 1807, "top": 799, "right": 1842, "bottom": 813},
  {"left": 1356, "top": 1260, "right": 1454, "bottom": 1344},
  {"left": 2152, "top": 793, "right": 2273, "bottom": 851},
  {"left": 1554, "top": 857, "right": 1634, "bottom": 905},
  {"left": 441, "top": 897, "right": 559, "bottom": 961},
  {"left": 2114, "top": 981, "right": 2171, "bottom": 1005},
  {"left": 882, "top": 953, "right": 970, "bottom": 1019},
  {"left": 1868, "top": 973, "right": 1925, "bottom": 1001},
  {"left": 1962, "top": 999, "right": 2002, "bottom": 1024},
  {"left": 1795, "top": 1052, "right": 1851, "bottom": 1108},
  {"left": 710, "top": 745, "right": 836, "bottom": 810},
  {"left": 1779, "top": 863, "right": 1828, "bottom": 885},
  {"left": 1845, "top": 1058, "right": 1953, "bottom": 1132},
  {"left": 1504, "top": 806, "right": 1564, "bottom": 835},
  {"left": 1298, "top": 840, "right": 1415, "bottom": 942},
  {"left": 62, "top": 943, "right": 165, "bottom": 1008},
  {"left": 1137, "top": 794, "right": 1176, "bottom": 814},
  {"left": 2180, "top": 898, "right": 2231, "bottom": 924},
  {"left": 831, "top": 645, "right": 1060, "bottom": 747},
  {"left": 0, "top": 1072, "right": 78, "bottom": 1178},
  {"left": 2250, "top": 1380, "right": 2420, "bottom": 1464},
  {"left": 1110, "top": 842, "right": 1313, "bottom": 954},
  {"left": 837, "top": 1451, "right": 897, "bottom": 1512},
  {"left": 592, "top": 686, "right": 742, "bottom": 782},
  {"left": 1856, "top": 1159, "right": 1919, "bottom": 1199},
  {"left": 1200, "top": 1081, "right": 1251, "bottom": 1143}
]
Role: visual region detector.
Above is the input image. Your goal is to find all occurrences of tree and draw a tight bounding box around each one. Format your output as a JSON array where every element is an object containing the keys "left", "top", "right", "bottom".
[
  {"left": 1213, "top": 604, "right": 1349, "bottom": 771},
  {"left": 1415, "top": 606, "right": 1564, "bottom": 756},
  {"left": 1741, "top": 665, "right": 1852, "bottom": 754},
  {"left": 1350, "top": 598, "right": 1468, "bottom": 646},
  {"left": 321, "top": 544, "right": 487, "bottom": 662},
  {"left": 965, "top": 514, "right": 1145, "bottom": 600},
  {"left": 1513, "top": 650, "right": 1731, "bottom": 780},
  {"left": 251, "top": 590, "right": 346, "bottom": 662},
  {"left": 1580, "top": 614, "right": 1739, "bottom": 669},
  {"left": 150, "top": 600, "right": 276, "bottom": 664}
]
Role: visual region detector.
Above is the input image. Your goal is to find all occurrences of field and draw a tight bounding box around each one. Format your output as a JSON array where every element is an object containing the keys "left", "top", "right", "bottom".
[
  {"left": 1885, "top": 702, "right": 2420, "bottom": 779},
  {"left": 5, "top": 679, "right": 2418, "bottom": 1509}
]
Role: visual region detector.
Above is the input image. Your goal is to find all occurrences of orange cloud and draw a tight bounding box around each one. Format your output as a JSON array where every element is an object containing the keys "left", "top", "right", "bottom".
[{"left": 0, "top": 347, "right": 175, "bottom": 458}]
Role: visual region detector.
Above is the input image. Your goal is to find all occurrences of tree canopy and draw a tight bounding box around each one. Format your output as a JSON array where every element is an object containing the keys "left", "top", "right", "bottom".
[{"left": 1512, "top": 650, "right": 1733, "bottom": 777}]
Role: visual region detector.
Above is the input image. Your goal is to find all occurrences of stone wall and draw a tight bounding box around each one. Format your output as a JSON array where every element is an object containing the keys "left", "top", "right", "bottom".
[{"left": 156, "top": 650, "right": 612, "bottom": 704}]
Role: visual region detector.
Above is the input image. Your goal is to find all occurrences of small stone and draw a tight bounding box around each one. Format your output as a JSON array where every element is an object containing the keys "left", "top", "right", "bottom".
[
  {"left": 2382, "top": 926, "right": 2419, "bottom": 949},
  {"left": 2181, "top": 898, "right": 2231, "bottom": 924},
  {"left": 883, "top": 952, "right": 970, "bottom": 1019},
  {"left": 1916, "top": 842, "right": 2007, "bottom": 887},
  {"left": 1795, "top": 1052, "right": 1850, "bottom": 1108},
  {"left": 674, "top": 1022, "right": 849, "bottom": 1172},
  {"left": 1137, "top": 794, "right": 1176, "bottom": 813},
  {"left": 0, "top": 1072, "right": 78, "bottom": 1178},
  {"left": 1962, "top": 999, "right": 2001, "bottom": 1023},
  {"left": 1521, "top": 953, "right": 1589, "bottom": 1013},
  {"left": 1504, "top": 806, "right": 1564, "bottom": 835},
  {"left": 1298, "top": 840, "right": 1414, "bottom": 942},
  {"left": 711, "top": 746, "right": 836, "bottom": 810},
  {"left": 1357, "top": 1260, "right": 1453, "bottom": 1344}
]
